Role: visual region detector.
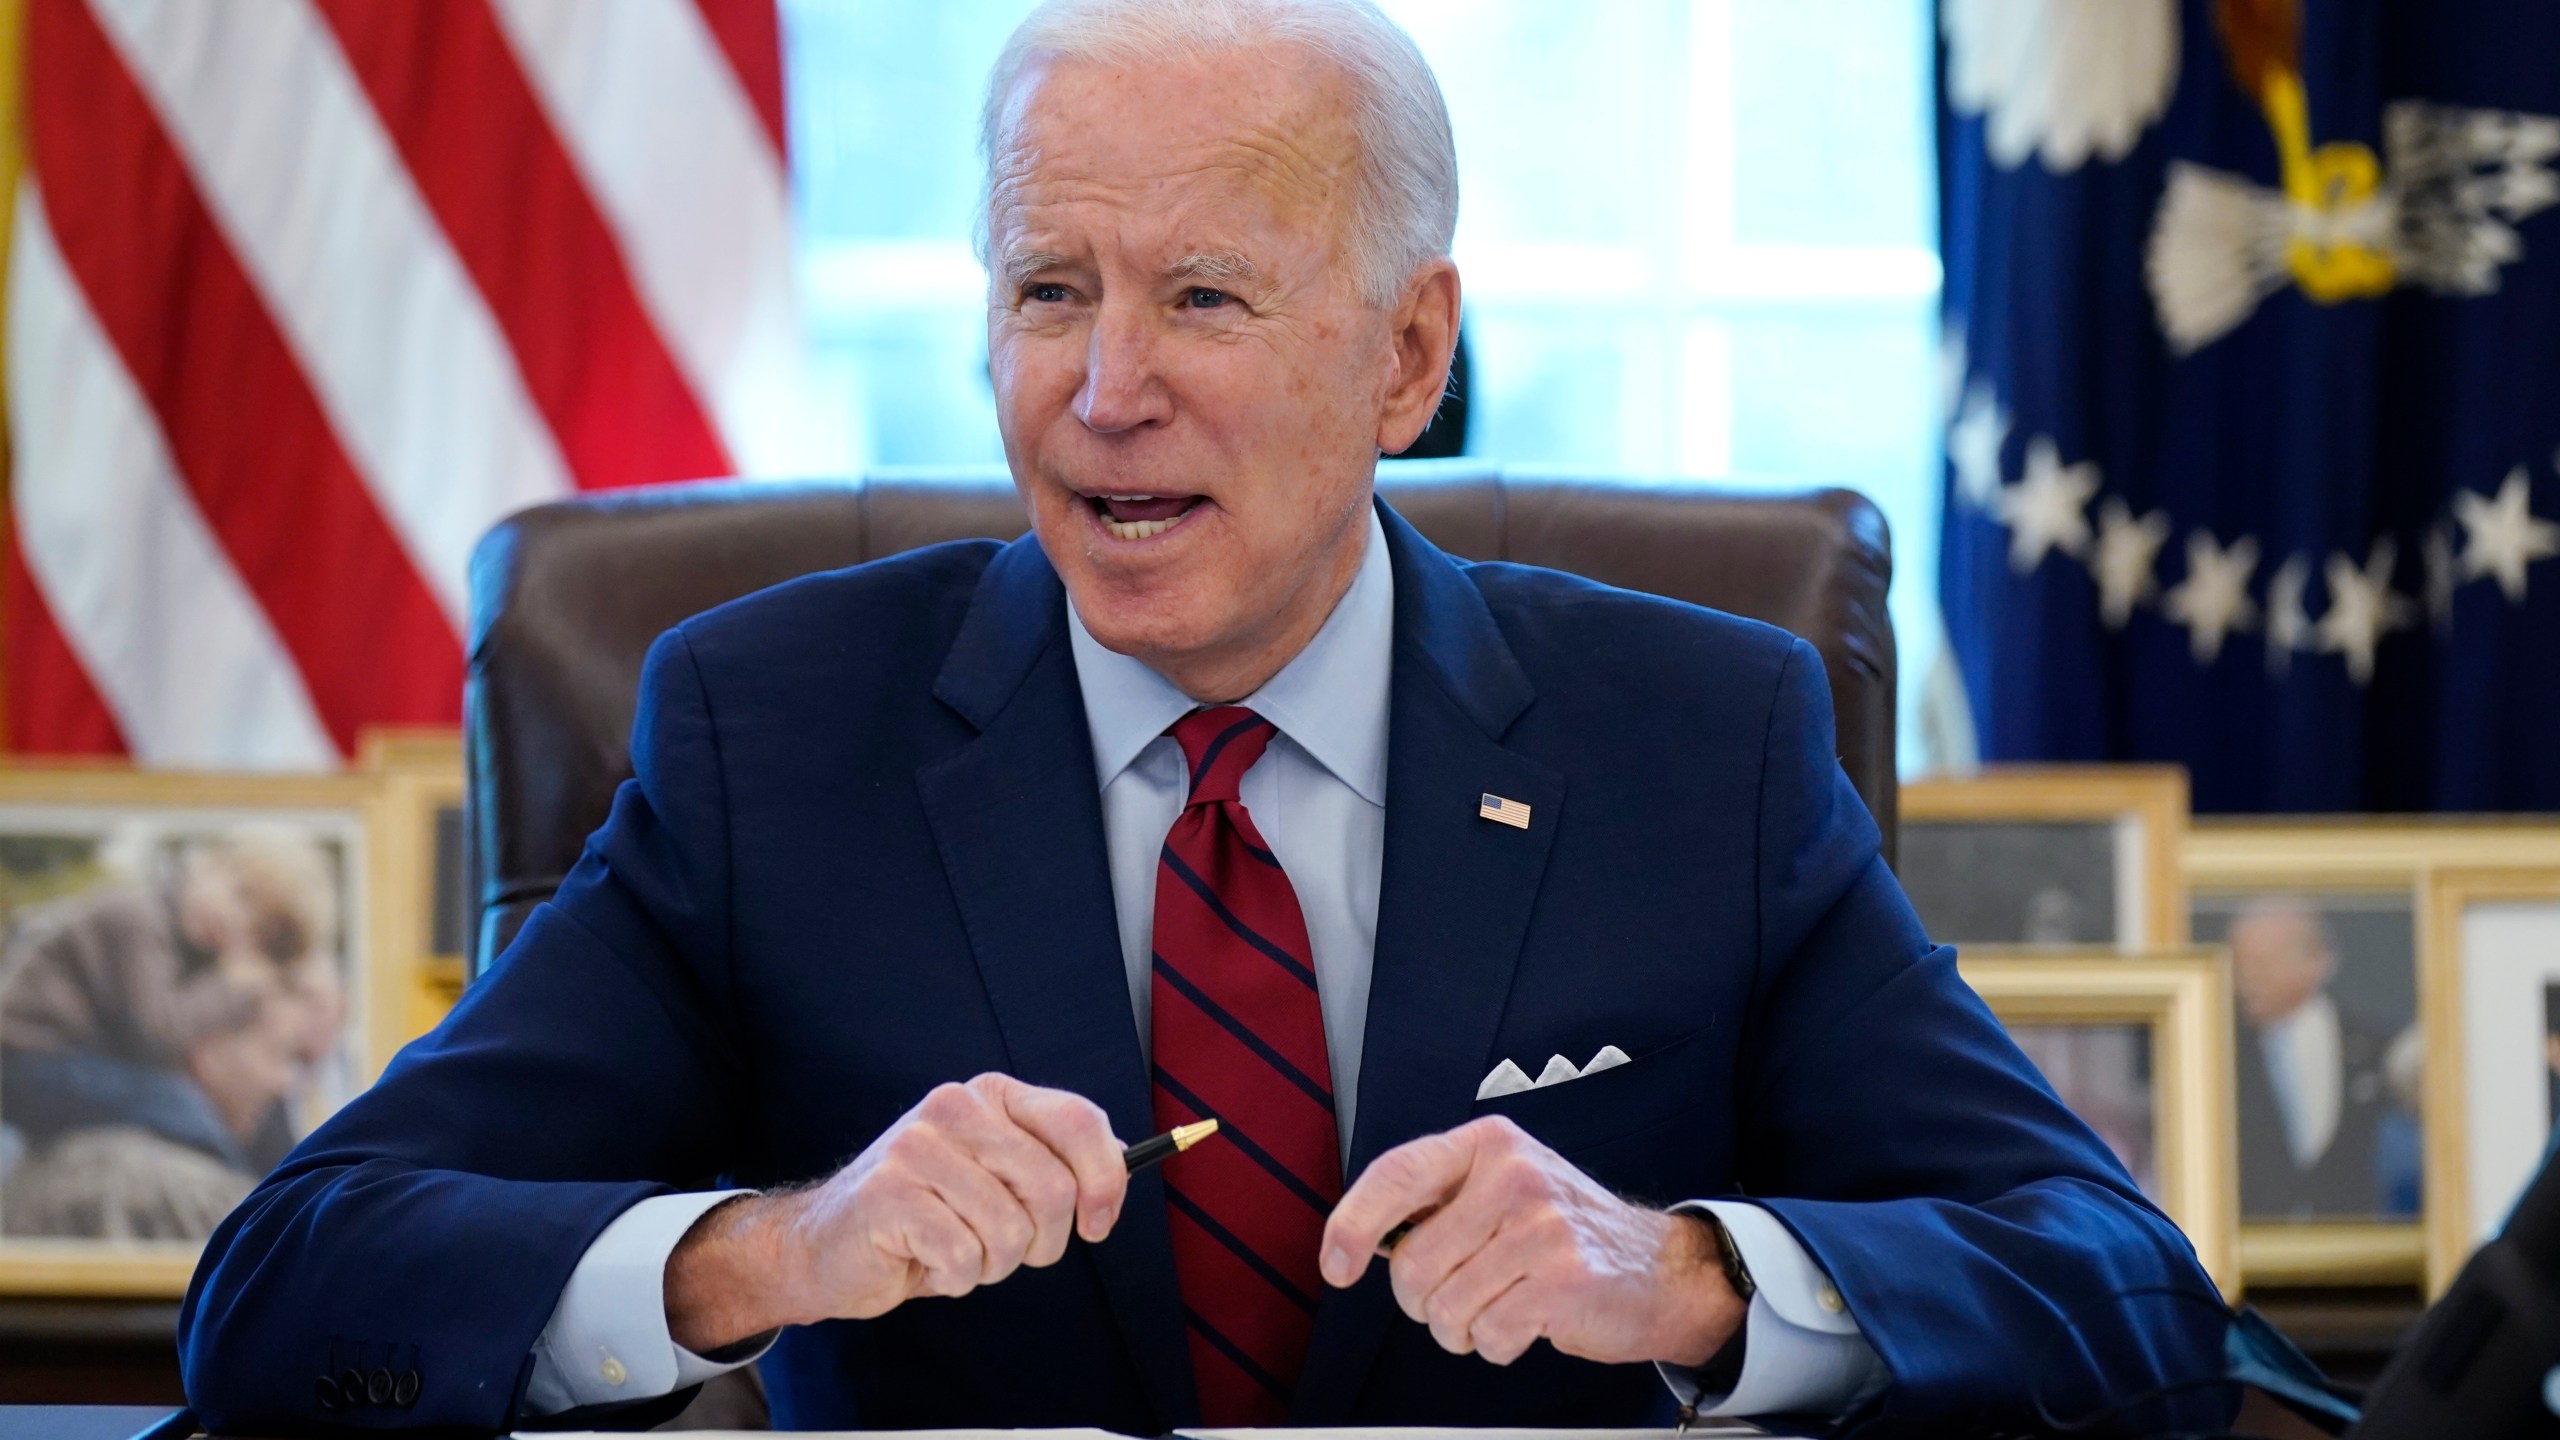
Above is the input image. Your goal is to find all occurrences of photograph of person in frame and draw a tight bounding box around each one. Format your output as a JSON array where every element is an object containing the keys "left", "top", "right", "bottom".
[
  {"left": 1898, "top": 819, "right": 2122, "bottom": 945},
  {"left": 2194, "top": 893, "right": 2422, "bottom": 1221},
  {"left": 0, "top": 825, "right": 350, "bottom": 1242}
]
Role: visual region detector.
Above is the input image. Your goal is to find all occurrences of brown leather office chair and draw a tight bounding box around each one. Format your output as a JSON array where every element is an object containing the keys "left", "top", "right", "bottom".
[{"left": 463, "top": 463, "right": 1895, "bottom": 978}]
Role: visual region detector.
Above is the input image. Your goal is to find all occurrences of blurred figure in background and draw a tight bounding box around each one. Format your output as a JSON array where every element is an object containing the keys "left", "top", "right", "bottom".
[
  {"left": 0, "top": 829, "right": 344, "bottom": 1239},
  {"left": 2229, "top": 896, "right": 2413, "bottom": 1218}
]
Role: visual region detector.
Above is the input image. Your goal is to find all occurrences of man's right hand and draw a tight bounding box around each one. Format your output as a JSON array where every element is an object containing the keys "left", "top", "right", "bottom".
[{"left": 665, "top": 1073, "right": 1128, "bottom": 1353}]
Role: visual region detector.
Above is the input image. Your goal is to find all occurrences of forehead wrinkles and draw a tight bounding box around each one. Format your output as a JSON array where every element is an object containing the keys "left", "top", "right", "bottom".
[
  {"left": 988, "top": 56, "right": 1362, "bottom": 250},
  {"left": 993, "top": 131, "right": 1356, "bottom": 251}
]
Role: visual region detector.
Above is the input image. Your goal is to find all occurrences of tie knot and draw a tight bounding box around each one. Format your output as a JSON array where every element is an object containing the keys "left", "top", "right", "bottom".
[{"left": 1169, "top": 706, "right": 1276, "bottom": 805}]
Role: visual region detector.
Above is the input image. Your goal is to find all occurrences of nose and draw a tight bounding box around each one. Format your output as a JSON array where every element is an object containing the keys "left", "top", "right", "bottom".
[{"left": 1075, "top": 297, "right": 1172, "bottom": 434}]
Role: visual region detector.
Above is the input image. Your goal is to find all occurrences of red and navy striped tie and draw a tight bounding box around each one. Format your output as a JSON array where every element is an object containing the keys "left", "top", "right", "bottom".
[{"left": 1150, "top": 706, "right": 1341, "bottom": 1425}]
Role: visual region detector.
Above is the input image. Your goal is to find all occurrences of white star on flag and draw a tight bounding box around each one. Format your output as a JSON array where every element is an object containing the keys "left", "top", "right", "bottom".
[
  {"left": 2161, "top": 530, "right": 2259, "bottom": 662},
  {"left": 1995, "top": 436, "right": 2100, "bottom": 574},
  {"left": 1947, "top": 381, "right": 2010, "bottom": 508},
  {"left": 2317, "top": 540, "right": 2415, "bottom": 686},
  {"left": 2092, "top": 499, "right": 2171, "bottom": 627},
  {"left": 2452, "top": 465, "right": 2560, "bottom": 603},
  {"left": 2265, "top": 554, "right": 2312, "bottom": 678}
]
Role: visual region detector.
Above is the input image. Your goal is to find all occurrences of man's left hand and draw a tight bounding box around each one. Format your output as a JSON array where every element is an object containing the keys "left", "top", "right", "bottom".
[{"left": 1320, "top": 1115, "right": 1746, "bottom": 1368}]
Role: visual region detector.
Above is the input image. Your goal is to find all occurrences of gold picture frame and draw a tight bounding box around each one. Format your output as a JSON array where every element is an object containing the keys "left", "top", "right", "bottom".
[
  {"left": 2419, "top": 866, "right": 2560, "bottom": 1297},
  {"left": 0, "top": 767, "right": 394, "bottom": 1297},
  {"left": 360, "top": 729, "right": 468, "bottom": 1039},
  {"left": 1961, "top": 951, "right": 2239, "bottom": 1299},
  {"left": 1902, "top": 765, "right": 2190, "bottom": 949},
  {"left": 2185, "top": 819, "right": 2560, "bottom": 1288}
]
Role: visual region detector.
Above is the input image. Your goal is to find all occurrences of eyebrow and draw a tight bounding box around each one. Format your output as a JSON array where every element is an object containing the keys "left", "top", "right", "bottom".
[
  {"left": 1169, "top": 250, "right": 1260, "bottom": 285},
  {"left": 1000, "top": 249, "right": 1070, "bottom": 289},
  {"left": 996, "top": 248, "right": 1263, "bottom": 289}
]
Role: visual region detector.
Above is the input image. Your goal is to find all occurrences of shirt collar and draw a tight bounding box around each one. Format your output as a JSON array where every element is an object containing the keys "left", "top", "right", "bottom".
[
  {"left": 2264, "top": 990, "right": 2338, "bottom": 1050},
  {"left": 1067, "top": 506, "right": 1393, "bottom": 806}
]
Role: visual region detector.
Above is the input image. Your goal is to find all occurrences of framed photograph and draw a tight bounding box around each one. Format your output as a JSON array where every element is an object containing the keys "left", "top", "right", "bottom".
[
  {"left": 361, "top": 729, "right": 468, "bottom": 1038},
  {"left": 1900, "top": 766, "right": 2189, "bottom": 949},
  {"left": 1961, "top": 951, "right": 2239, "bottom": 1298},
  {"left": 2420, "top": 867, "right": 2560, "bottom": 1296},
  {"left": 0, "top": 769, "right": 389, "bottom": 1296},
  {"left": 2186, "top": 820, "right": 2560, "bottom": 1286}
]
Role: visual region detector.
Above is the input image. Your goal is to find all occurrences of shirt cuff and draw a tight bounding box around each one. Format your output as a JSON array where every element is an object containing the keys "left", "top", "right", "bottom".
[
  {"left": 1654, "top": 1200, "right": 1889, "bottom": 1420},
  {"left": 521, "top": 1189, "right": 773, "bottom": 1416}
]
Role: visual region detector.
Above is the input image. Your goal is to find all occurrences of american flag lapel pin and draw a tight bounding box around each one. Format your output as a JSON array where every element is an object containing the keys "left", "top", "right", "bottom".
[{"left": 1478, "top": 792, "right": 1532, "bottom": 829}]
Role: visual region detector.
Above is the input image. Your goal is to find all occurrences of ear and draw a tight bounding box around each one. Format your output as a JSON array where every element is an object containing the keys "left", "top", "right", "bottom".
[{"left": 1375, "top": 259, "right": 1462, "bottom": 456}]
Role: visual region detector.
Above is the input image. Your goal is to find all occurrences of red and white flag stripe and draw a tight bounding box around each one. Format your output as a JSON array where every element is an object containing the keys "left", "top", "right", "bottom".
[{"left": 7, "top": 0, "right": 825, "bottom": 767}]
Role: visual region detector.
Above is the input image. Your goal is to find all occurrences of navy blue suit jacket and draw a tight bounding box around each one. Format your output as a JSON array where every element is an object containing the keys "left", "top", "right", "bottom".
[{"left": 180, "top": 503, "right": 2223, "bottom": 1435}]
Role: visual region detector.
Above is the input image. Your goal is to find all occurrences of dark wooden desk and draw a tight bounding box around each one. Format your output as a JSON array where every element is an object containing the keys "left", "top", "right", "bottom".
[
  {"left": 2243, "top": 1283, "right": 2426, "bottom": 1388},
  {"left": 0, "top": 1301, "right": 184, "bottom": 1406}
]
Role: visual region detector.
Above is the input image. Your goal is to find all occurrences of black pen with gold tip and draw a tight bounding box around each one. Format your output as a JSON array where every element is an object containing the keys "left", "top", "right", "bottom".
[{"left": 1123, "top": 1118, "right": 1220, "bottom": 1173}]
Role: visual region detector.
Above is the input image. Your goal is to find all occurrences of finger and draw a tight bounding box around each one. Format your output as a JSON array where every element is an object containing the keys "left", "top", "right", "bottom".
[
  {"left": 907, "top": 1131, "right": 1040, "bottom": 1285},
  {"left": 1323, "top": 1127, "right": 1477, "bottom": 1287},
  {"left": 887, "top": 1187, "right": 987, "bottom": 1298},
  {"left": 1418, "top": 1213, "right": 1547, "bottom": 1355},
  {"left": 939, "top": 1082, "right": 1084, "bottom": 1268},
  {"left": 986, "top": 1075, "right": 1129, "bottom": 1242},
  {"left": 1384, "top": 1164, "right": 1512, "bottom": 1323},
  {"left": 974, "top": 1137, "right": 1081, "bottom": 1269},
  {"left": 1466, "top": 1271, "right": 1551, "bottom": 1366}
]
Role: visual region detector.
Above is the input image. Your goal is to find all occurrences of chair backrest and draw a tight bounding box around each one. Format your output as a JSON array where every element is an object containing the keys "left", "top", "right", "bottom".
[{"left": 464, "top": 463, "right": 1896, "bottom": 976}]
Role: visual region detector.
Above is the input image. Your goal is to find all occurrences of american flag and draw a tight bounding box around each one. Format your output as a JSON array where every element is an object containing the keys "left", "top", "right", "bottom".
[
  {"left": 1477, "top": 793, "right": 1531, "bottom": 830},
  {"left": 6, "top": 0, "right": 833, "bottom": 769}
]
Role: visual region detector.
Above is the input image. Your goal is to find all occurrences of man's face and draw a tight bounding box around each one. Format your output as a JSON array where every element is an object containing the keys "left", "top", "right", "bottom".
[
  {"left": 985, "top": 46, "right": 1452, "bottom": 697},
  {"left": 2229, "top": 900, "right": 2337, "bottom": 1027}
]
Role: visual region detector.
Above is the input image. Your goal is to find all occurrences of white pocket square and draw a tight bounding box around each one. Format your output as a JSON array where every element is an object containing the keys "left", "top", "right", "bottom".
[{"left": 1476, "top": 1044, "right": 1632, "bottom": 1100}]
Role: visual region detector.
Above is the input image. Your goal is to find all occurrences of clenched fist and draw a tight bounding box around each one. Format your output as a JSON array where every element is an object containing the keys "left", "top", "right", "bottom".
[
  {"left": 666, "top": 1074, "right": 1127, "bottom": 1352},
  {"left": 1319, "top": 1115, "right": 1743, "bottom": 1368}
]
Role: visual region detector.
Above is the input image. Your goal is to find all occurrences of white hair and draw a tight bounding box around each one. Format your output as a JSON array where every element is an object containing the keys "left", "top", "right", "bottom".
[{"left": 979, "top": 0, "right": 1459, "bottom": 306}]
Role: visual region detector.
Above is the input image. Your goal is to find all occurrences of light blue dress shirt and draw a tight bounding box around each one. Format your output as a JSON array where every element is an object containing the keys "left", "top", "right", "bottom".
[{"left": 525, "top": 509, "right": 1884, "bottom": 1419}]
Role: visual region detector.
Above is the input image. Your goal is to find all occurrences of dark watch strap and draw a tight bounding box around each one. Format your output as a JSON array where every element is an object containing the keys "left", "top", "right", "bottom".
[
  {"left": 1686, "top": 1208, "right": 1753, "bottom": 1401},
  {"left": 1701, "top": 1207, "right": 1756, "bottom": 1304}
]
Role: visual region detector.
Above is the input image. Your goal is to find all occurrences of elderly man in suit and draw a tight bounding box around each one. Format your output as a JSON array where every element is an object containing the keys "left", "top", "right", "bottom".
[
  {"left": 2228, "top": 897, "right": 2400, "bottom": 1218},
  {"left": 179, "top": 1, "right": 2224, "bottom": 1434}
]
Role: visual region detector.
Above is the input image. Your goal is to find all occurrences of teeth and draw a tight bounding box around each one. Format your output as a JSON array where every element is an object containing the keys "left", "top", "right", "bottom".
[{"left": 1103, "top": 514, "right": 1182, "bottom": 541}]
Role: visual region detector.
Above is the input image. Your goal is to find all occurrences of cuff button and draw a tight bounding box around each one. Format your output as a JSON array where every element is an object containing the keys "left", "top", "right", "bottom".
[
  {"left": 367, "top": 1368, "right": 393, "bottom": 1405},
  {"left": 394, "top": 1370, "right": 421, "bottom": 1408},
  {"left": 313, "top": 1376, "right": 343, "bottom": 1411},
  {"left": 338, "top": 1368, "right": 367, "bottom": 1406},
  {"left": 1816, "top": 1282, "right": 1846, "bottom": 1314},
  {"left": 599, "top": 1355, "right": 628, "bottom": 1387}
]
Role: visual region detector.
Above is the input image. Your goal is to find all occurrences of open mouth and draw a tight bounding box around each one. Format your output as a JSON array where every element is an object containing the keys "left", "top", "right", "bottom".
[{"left": 1085, "top": 492, "right": 1205, "bottom": 542}]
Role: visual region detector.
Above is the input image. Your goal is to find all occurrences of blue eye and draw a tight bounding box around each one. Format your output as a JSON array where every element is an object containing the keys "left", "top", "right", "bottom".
[
  {"left": 1026, "top": 284, "right": 1069, "bottom": 304},
  {"left": 1187, "top": 288, "right": 1230, "bottom": 309}
]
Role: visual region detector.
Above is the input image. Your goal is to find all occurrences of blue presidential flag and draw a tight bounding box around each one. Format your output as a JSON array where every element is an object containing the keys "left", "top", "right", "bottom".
[{"left": 1938, "top": 0, "right": 2560, "bottom": 810}]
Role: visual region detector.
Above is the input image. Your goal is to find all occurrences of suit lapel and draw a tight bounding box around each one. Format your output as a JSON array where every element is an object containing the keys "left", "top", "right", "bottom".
[
  {"left": 916, "top": 536, "right": 1197, "bottom": 1430},
  {"left": 1292, "top": 505, "right": 1564, "bottom": 1423}
]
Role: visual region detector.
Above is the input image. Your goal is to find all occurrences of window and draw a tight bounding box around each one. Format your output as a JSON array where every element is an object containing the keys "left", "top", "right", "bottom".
[{"left": 782, "top": 0, "right": 1941, "bottom": 769}]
